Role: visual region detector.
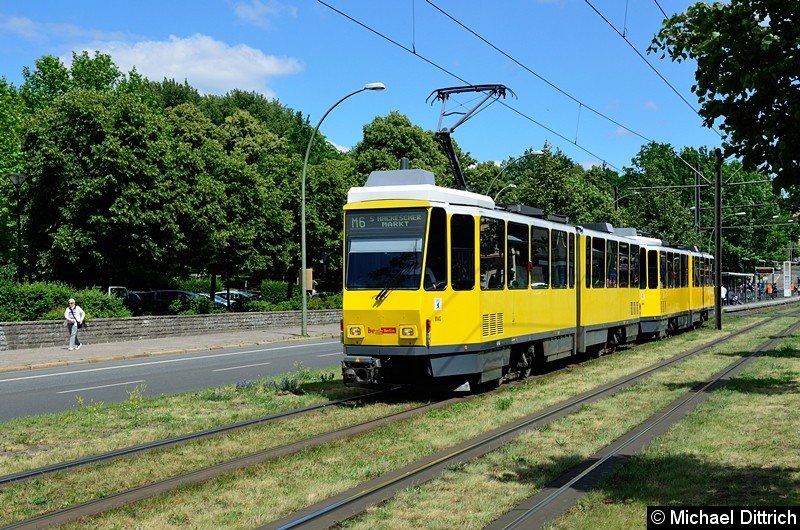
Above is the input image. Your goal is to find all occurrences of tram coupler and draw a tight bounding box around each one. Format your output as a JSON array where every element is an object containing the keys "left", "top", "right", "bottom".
[{"left": 342, "top": 356, "right": 381, "bottom": 386}]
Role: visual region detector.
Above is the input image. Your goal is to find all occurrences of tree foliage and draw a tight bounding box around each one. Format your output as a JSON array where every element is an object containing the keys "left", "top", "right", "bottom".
[
  {"left": 0, "top": 78, "right": 26, "bottom": 267},
  {"left": 649, "top": 0, "right": 800, "bottom": 193},
  {"left": 3, "top": 49, "right": 796, "bottom": 295},
  {"left": 19, "top": 53, "right": 299, "bottom": 288},
  {"left": 352, "top": 111, "right": 455, "bottom": 184}
]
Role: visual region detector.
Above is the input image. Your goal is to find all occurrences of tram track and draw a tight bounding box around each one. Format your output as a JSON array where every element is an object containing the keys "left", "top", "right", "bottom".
[
  {"left": 261, "top": 314, "right": 796, "bottom": 530},
  {"left": 0, "top": 391, "right": 387, "bottom": 488},
  {"left": 2, "top": 396, "right": 464, "bottom": 530},
  {"left": 486, "top": 317, "right": 800, "bottom": 529},
  {"left": 1, "top": 313, "right": 790, "bottom": 529}
]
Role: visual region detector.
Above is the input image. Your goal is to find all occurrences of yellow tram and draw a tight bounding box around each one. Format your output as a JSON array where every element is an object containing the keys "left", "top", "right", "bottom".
[{"left": 340, "top": 167, "right": 715, "bottom": 391}]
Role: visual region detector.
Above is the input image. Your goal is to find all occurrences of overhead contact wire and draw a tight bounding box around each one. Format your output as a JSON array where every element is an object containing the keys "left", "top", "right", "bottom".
[
  {"left": 583, "top": 0, "right": 724, "bottom": 139},
  {"left": 426, "top": 0, "right": 653, "bottom": 144},
  {"left": 317, "top": 0, "right": 622, "bottom": 170}
]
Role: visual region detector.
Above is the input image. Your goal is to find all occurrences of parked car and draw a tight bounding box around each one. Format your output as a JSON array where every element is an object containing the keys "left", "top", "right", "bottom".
[
  {"left": 133, "top": 290, "right": 202, "bottom": 315},
  {"left": 199, "top": 292, "right": 228, "bottom": 308},
  {"left": 214, "top": 289, "right": 257, "bottom": 306},
  {"left": 137, "top": 290, "right": 201, "bottom": 302}
]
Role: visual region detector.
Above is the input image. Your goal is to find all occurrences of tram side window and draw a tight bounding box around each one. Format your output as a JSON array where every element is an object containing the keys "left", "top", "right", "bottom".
[
  {"left": 551, "top": 229, "right": 568, "bottom": 289},
  {"left": 709, "top": 258, "right": 715, "bottom": 286},
  {"left": 681, "top": 254, "right": 688, "bottom": 288},
  {"left": 619, "top": 242, "right": 630, "bottom": 288},
  {"left": 507, "top": 222, "right": 529, "bottom": 289},
  {"left": 648, "top": 249, "right": 659, "bottom": 289},
  {"left": 701, "top": 257, "right": 707, "bottom": 286},
  {"left": 424, "top": 208, "right": 447, "bottom": 291},
  {"left": 531, "top": 226, "right": 549, "bottom": 288},
  {"left": 585, "top": 237, "right": 592, "bottom": 288},
  {"left": 672, "top": 254, "right": 677, "bottom": 288},
  {"left": 569, "top": 233, "right": 575, "bottom": 288},
  {"left": 661, "top": 252, "right": 668, "bottom": 288},
  {"left": 592, "top": 237, "right": 606, "bottom": 288},
  {"left": 640, "top": 247, "right": 647, "bottom": 288},
  {"left": 607, "top": 240, "right": 618, "bottom": 288},
  {"left": 450, "top": 214, "right": 475, "bottom": 291},
  {"left": 480, "top": 217, "right": 505, "bottom": 290},
  {"left": 631, "top": 244, "right": 640, "bottom": 288},
  {"left": 701, "top": 257, "right": 706, "bottom": 286},
  {"left": 707, "top": 258, "right": 713, "bottom": 286}
]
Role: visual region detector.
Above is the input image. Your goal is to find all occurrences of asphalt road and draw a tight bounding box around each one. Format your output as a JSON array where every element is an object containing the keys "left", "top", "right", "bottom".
[{"left": 0, "top": 338, "right": 342, "bottom": 421}]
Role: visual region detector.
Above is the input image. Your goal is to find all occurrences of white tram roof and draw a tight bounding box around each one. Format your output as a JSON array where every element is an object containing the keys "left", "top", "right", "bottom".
[{"left": 348, "top": 168, "right": 495, "bottom": 209}]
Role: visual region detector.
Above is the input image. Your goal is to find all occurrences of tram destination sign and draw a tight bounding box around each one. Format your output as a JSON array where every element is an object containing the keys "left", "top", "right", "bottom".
[{"left": 348, "top": 209, "right": 427, "bottom": 233}]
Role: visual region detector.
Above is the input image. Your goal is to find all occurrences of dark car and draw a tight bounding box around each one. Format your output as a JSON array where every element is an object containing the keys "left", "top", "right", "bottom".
[
  {"left": 215, "top": 289, "right": 257, "bottom": 306},
  {"left": 199, "top": 292, "right": 228, "bottom": 308},
  {"left": 133, "top": 290, "right": 202, "bottom": 315}
]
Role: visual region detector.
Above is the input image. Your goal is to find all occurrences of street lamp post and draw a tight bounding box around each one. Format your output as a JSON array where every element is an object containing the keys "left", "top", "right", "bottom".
[
  {"left": 714, "top": 149, "right": 723, "bottom": 330},
  {"left": 493, "top": 183, "right": 516, "bottom": 203},
  {"left": 485, "top": 150, "right": 543, "bottom": 196},
  {"left": 300, "top": 83, "right": 385, "bottom": 336},
  {"left": 612, "top": 187, "right": 640, "bottom": 210},
  {"left": 7, "top": 173, "right": 27, "bottom": 283}
]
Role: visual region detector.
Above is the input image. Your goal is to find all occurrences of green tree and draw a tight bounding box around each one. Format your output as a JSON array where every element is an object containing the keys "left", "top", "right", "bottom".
[
  {"left": 151, "top": 78, "right": 202, "bottom": 109},
  {"left": 20, "top": 51, "right": 123, "bottom": 110},
  {"left": 215, "top": 110, "right": 295, "bottom": 282},
  {"left": 649, "top": 0, "right": 800, "bottom": 192},
  {"left": 351, "top": 112, "right": 455, "bottom": 185},
  {"left": 618, "top": 143, "right": 702, "bottom": 248},
  {"left": 0, "top": 79, "right": 26, "bottom": 272},
  {"left": 23, "top": 88, "right": 180, "bottom": 286},
  {"left": 200, "top": 90, "right": 313, "bottom": 157},
  {"left": 502, "top": 145, "right": 618, "bottom": 226},
  {"left": 162, "top": 102, "right": 228, "bottom": 287},
  {"left": 303, "top": 156, "right": 361, "bottom": 281}
]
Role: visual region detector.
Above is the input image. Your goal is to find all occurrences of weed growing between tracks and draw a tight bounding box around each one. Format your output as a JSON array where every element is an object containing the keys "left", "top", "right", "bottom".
[
  {"left": 40, "top": 316, "right": 779, "bottom": 529},
  {"left": 0, "top": 366, "right": 351, "bottom": 478},
  {"left": 334, "top": 316, "right": 797, "bottom": 530},
  {"left": 549, "top": 333, "right": 800, "bottom": 529}
]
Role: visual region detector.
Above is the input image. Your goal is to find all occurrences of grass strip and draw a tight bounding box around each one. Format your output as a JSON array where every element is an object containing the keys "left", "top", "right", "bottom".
[{"left": 21, "top": 315, "right": 780, "bottom": 529}]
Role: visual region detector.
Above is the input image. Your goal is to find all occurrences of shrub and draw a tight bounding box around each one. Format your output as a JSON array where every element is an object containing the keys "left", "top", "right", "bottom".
[
  {"left": 175, "top": 278, "right": 211, "bottom": 294},
  {"left": 168, "top": 296, "right": 220, "bottom": 315},
  {"left": 259, "top": 280, "right": 291, "bottom": 304},
  {"left": 0, "top": 281, "right": 131, "bottom": 321},
  {"left": 308, "top": 293, "right": 342, "bottom": 310}
]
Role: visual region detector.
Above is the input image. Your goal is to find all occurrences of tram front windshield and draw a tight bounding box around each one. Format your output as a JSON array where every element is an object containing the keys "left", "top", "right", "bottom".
[{"left": 345, "top": 209, "right": 428, "bottom": 290}]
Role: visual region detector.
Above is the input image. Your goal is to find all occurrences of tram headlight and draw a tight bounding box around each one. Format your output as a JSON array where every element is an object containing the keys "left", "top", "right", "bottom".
[
  {"left": 400, "top": 325, "right": 418, "bottom": 338},
  {"left": 346, "top": 325, "right": 365, "bottom": 338}
]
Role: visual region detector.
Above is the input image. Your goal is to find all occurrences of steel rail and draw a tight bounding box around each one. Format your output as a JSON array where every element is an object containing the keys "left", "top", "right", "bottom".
[
  {"left": 490, "top": 317, "right": 800, "bottom": 529},
  {"left": 2, "top": 396, "right": 463, "bottom": 530},
  {"left": 262, "top": 316, "right": 779, "bottom": 530},
  {"left": 0, "top": 390, "right": 385, "bottom": 487}
]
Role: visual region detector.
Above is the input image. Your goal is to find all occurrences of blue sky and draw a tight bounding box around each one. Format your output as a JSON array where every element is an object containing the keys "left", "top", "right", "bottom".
[{"left": 0, "top": 0, "right": 723, "bottom": 173}]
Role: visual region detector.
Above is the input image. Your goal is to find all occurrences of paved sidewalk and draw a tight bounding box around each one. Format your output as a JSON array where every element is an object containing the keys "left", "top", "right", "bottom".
[{"left": 0, "top": 323, "right": 342, "bottom": 373}]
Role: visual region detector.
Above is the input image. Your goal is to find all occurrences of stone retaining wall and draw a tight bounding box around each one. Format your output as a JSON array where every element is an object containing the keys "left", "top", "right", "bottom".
[{"left": 0, "top": 310, "right": 341, "bottom": 351}]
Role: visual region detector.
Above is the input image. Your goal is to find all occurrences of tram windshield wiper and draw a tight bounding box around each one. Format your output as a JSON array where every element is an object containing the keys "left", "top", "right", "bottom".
[{"left": 375, "top": 254, "right": 418, "bottom": 302}]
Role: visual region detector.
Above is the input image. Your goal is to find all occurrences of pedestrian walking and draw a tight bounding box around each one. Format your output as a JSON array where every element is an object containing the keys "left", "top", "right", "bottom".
[{"left": 64, "top": 298, "right": 85, "bottom": 351}]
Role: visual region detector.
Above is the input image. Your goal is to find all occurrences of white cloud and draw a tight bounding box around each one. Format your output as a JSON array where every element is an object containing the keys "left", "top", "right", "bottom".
[
  {"left": 0, "top": 15, "right": 39, "bottom": 39},
  {"left": 0, "top": 15, "right": 127, "bottom": 43},
  {"left": 233, "top": 0, "right": 297, "bottom": 29},
  {"left": 331, "top": 141, "right": 351, "bottom": 153},
  {"left": 78, "top": 34, "right": 303, "bottom": 96},
  {"left": 642, "top": 100, "right": 659, "bottom": 111}
]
